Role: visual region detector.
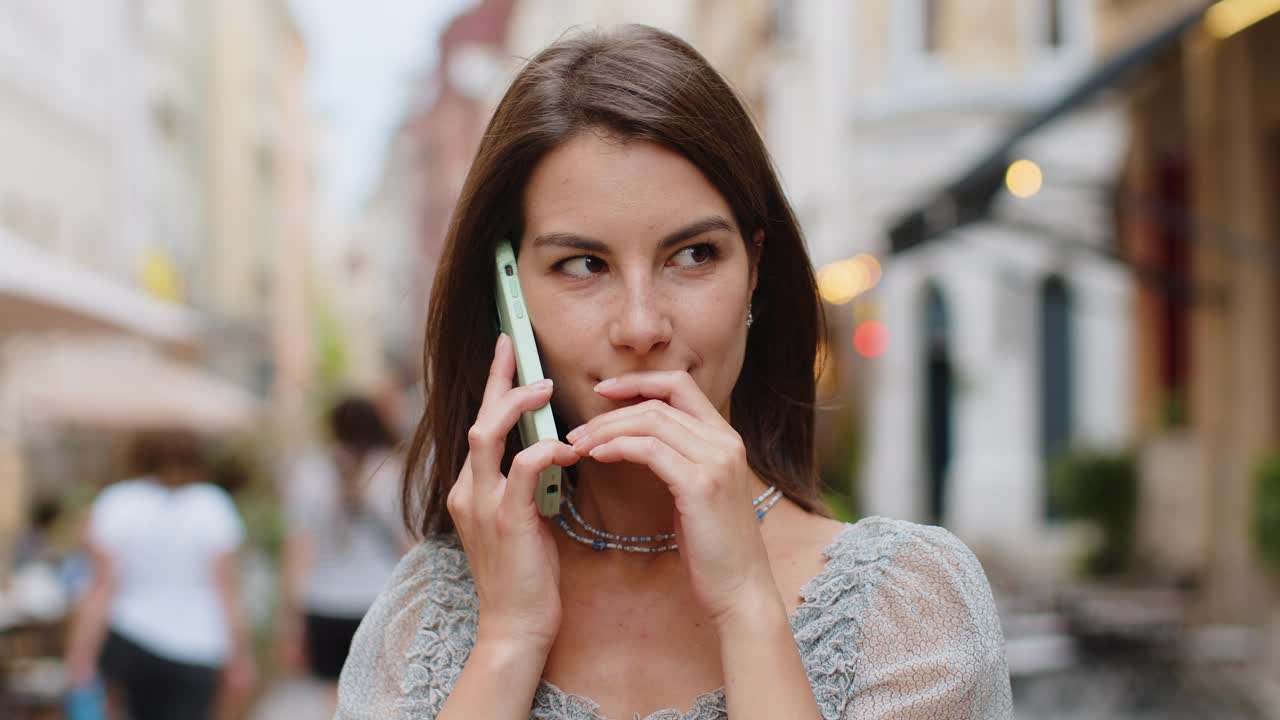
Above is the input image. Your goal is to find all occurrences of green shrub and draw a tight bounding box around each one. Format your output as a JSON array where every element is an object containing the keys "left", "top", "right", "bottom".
[
  {"left": 823, "top": 488, "right": 859, "bottom": 524},
  {"left": 1049, "top": 449, "right": 1138, "bottom": 576},
  {"left": 1251, "top": 452, "right": 1280, "bottom": 574}
]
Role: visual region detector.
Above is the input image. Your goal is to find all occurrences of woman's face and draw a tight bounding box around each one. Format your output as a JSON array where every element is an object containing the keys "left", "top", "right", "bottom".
[{"left": 517, "top": 131, "right": 758, "bottom": 430}]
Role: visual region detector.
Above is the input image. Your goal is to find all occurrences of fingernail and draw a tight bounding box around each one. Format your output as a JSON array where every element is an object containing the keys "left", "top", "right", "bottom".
[
  {"left": 566, "top": 425, "right": 583, "bottom": 442},
  {"left": 594, "top": 378, "right": 615, "bottom": 392},
  {"left": 534, "top": 378, "right": 552, "bottom": 390},
  {"left": 496, "top": 334, "right": 507, "bottom": 350}
]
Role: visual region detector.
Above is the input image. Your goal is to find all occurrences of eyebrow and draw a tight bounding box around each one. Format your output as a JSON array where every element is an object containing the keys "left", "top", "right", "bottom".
[{"left": 530, "top": 215, "right": 735, "bottom": 253}]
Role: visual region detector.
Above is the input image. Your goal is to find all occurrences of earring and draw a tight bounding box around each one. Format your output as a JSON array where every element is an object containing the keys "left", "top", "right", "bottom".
[{"left": 746, "top": 305, "right": 754, "bottom": 328}]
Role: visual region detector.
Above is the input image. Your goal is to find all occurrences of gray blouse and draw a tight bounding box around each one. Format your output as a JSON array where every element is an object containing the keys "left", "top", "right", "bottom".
[{"left": 334, "top": 516, "right": 1013, "bottom": 719}]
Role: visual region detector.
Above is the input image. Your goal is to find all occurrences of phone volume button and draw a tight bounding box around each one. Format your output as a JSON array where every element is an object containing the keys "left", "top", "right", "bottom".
[
  {"left": 514, "top": 300, "right": 525, "bottom": 319},
  {"left": 507, "top": 277, "right": 521, "bottom": 299}
]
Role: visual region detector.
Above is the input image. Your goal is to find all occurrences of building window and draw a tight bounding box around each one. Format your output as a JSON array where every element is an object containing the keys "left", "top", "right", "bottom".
[
  {"left": 1, "top": 196, "right": 23, "bottom": 236},
  {"left": 1039, "top": 275, "right": 1073, "bottom": 519},
  {"left": 1156, "top": 152, "right": 1192, "bottom": 428},
  {"left": 153, "top": 99, "right": 180, "bottom": 141},
  {"left": 923, "top": 282, "right": 953, "bottom": 525},
  {"left": 770, "top": 0, "right": 797, "bottom": 44},
  {"left": 923, "top": 0, "right": 943, "bottom": 54},
  {"left": 1046, "top": 0, "right": 1064, "bottom": 48}
]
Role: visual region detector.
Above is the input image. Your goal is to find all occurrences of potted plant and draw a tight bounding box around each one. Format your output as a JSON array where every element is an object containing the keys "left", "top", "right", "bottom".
[{"left": 1049, "top": 449, "right": 1138, "bottom": 577}]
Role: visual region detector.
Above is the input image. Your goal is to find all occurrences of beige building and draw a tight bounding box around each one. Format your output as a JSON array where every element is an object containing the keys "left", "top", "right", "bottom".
[
  {"left": 202, "top": 0, "right": 316, "bottom": 405},
  {"left": 268, "top": 21, "right": 318, "bottom": 443},
  {"left": 1122, "top": 7, "right": 1280, "bottom": 631}
]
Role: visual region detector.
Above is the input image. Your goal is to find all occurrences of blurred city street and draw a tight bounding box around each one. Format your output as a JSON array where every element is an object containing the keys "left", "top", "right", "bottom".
[{"left": 3, "top": 0, "right": 1280, "bottom": 718}]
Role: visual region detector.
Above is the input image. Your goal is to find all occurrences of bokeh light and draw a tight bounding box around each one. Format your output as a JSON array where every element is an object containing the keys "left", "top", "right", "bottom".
[
  {"left": 1204, "top": 0, "right": 1280, "bottom": 39},
  {"left": 1005, "top": 159, "right": 1043, "bottom": 199},
  {"left": 854, "top": 320, "right": 889, "bottom": 358},
  {"left": 818, "top": 255, "right": 882, "bottom": 305}
]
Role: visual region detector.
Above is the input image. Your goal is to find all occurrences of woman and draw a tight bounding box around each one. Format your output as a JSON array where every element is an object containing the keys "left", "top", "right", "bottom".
[
  {"left": 337, "top": 25, "right": 1012, "bottom": 720},
  {"left": 65, "top": 430, "right": 255, "bottom": 720},
  {"left": 277, "top": 396, "right": 408, "bottom": 704}
]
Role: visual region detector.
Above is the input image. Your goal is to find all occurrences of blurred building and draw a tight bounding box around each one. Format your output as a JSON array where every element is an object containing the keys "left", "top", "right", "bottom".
[
  {"left": 336, "top": 112, "right": 428, "bottom": 432},
  {"left": 0, "top": 0, "right": 207, "bottom": 566},
  {"left": 267, "top": 13, "right": 318, "bottom": 443},
  {"left": 873, "top": 0, "right": 1280, "bottom": 693},
  {"left": 0, "top": 0, "right": 320, "bottom": 567},
  {"left": 1117, "top": 4, "right": 1280, "bottom": 633},
  {"left": 857, "top": 0, "right": 1151, "bottom": 582},
  {"left": 203, "top": 0, "right": 316, "bottom": 403}
]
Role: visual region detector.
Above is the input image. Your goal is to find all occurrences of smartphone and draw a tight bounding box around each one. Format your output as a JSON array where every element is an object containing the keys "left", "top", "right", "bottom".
[{"left": 494, "top": 239, "right": 563, "bottom": 517}]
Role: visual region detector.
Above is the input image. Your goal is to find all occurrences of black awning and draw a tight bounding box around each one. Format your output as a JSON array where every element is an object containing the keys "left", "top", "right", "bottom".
[{"left": 887, "top": 4, "right": 1209, "bottom": 255}]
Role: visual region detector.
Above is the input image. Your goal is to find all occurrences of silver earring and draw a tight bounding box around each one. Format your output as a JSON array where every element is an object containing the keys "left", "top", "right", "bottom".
[{"left": 746, "top": 306, "right": 754, "bottom": 328}]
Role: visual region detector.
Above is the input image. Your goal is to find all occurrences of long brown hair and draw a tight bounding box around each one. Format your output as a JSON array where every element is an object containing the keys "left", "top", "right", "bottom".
[{"left": 403, "top": 24, "right": 828, "bottom": 537}]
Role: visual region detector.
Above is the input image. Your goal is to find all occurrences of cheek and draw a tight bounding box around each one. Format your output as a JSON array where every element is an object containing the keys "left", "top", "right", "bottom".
[
  {"left": 528, "top": 302, "right": 594, "bottom": 424},
  {"left": 686, "top": 297, "right": 750, "bottom": 402}
]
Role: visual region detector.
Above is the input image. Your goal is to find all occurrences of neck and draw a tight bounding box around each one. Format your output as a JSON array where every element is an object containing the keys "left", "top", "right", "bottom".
[
  {"left": 565, "top": 458, "right": 775, "bottom": 543},
  {"left": 569, "top": 459, "right": 676, "bottom": 540}
]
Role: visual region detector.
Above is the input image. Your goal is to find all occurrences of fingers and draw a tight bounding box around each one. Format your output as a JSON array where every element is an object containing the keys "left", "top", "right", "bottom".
[
  {"left": 480, "top": 334, "right": 515, "bottom": 409},
  {"left": 469, "top": 334, "right": 554, "bottom": 485},
  {"left": 583, "top": 435, "right": 691, "bottom": 493},
  {"left": 592, "top": 370, "right": 727, "bottom": 427},
  {"left": 502, "top": 439, "right": 580, "bottom": 519},
  {"left": 570, "top": 400, "right": 716, "bottom": 463}
]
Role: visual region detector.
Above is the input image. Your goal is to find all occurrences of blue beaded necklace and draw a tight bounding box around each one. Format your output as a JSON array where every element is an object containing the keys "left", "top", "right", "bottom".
[{"left": 554, "top": 480, "right": 783, "bottom": 553}]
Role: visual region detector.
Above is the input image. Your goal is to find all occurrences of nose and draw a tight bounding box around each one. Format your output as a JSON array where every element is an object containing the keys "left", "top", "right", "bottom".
[{"left": 607, "top": 281, "right": 672, "bottom": 355}]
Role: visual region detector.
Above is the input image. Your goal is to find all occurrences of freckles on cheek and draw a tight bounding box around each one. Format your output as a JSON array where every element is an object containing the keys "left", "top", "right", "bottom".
[{"left": 533, "top": 316, "right": 592, "bottom": 382}]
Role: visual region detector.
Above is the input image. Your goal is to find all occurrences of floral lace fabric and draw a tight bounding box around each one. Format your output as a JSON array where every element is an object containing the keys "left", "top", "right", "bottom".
[{"left": 335, "top": 516, "right": 1013, "bottom": 719}]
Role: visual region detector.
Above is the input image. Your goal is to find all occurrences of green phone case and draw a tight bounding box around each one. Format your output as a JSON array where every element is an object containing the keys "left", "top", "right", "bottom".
[{"left": 494, "top": 239, "right": 563, "bottom": 517}]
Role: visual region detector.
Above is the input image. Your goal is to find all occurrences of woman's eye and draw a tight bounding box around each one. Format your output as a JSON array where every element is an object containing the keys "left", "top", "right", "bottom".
[
  {"left": 670, "top": 243, "right": 718, "bottom": 267},
  {"left": 558, "top": 255, "right": 606, "bottom": 279}
]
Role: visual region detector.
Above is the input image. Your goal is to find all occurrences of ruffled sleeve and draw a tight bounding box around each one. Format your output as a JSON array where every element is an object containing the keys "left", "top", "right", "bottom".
[
  {"left": 334, "top": 534, "right": 477, "bottom": 720},
  {"left": 833, "top": 518, "right": 1012, "bottom": 719}
]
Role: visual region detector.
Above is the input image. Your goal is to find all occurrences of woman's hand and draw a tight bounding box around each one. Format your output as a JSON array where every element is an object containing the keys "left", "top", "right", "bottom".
[
  {"left": 450, "top": 334, "right": 581, "bottom": 653},
  {"left": 565, "top": 371, "right": 780, "bottom": 629}
]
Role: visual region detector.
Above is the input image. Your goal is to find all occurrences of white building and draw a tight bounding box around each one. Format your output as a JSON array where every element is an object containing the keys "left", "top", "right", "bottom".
[
  {"left": 0, "top": 0, "right": 256, "bottom": 567},
  {"left": 847, "top": 0, "right": 1135, "bottom": 581}
]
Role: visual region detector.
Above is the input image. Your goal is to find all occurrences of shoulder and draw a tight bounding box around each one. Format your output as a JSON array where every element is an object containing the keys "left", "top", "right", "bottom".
[
  {"left": 804, "top": 516, "right": 1003, "bottom": 638},
  {"left": 813, "top": 516, "right": 993, "bottom": 597},
  {"left": 93, "top": 478, "right": 148, "bottom": 509},
  {"left": 183, "top": 481, "right": 237, "bottom": 505},
  {"left": 336, "top": 534, "right": 476, "bottom": 720},
  {"left": 87, "top": 479, "right": 151, "bottom": 541},
  {"left": 180, "top": 483, "right": 245, "bottom": 549},
  {"left": 798, "top": 517, "right": 1012, "bottom": 717},
  {"left": 181, "top": 483, "right": 242, "bottom": 523}
]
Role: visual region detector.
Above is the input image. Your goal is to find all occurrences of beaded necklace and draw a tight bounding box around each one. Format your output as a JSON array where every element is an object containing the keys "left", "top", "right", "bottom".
[{"left": 554, "top": 481, "right": 783, "bottom": 553}]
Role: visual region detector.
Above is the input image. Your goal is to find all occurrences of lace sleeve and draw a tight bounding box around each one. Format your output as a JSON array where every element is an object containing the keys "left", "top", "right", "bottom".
[
  {"left": 335, "top": 541, "right": 442, "bottom": 720},
  {"left": 844, "top": 522, "right": 1012, "bottom": 719}
]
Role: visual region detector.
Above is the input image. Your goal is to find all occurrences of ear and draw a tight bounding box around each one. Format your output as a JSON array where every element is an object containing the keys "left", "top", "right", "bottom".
[{"left": 749, "top": 229, "right": 764, "bottom": 296}]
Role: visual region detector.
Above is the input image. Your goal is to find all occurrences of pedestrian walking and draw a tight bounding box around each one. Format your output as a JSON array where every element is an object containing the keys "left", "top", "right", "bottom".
[
  {"left": 64, "top": 430, "right": 256, "bottom": 720},
  {"left": 276, "top": 396, "right": 408, "bottom": 715}
]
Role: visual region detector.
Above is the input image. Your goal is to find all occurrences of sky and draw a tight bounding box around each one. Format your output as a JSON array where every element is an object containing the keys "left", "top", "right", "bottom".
[{"left": 290, "top": 0, "right": 477, "bottom": 222}]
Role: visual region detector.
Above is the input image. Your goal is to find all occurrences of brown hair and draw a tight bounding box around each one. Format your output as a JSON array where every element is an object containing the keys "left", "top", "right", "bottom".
[
  {"left": 130, "top": 430, "right": 202, "bottom": 481},
  {"left": 403, "top": 24, "right": 828, "bottom": 537}
]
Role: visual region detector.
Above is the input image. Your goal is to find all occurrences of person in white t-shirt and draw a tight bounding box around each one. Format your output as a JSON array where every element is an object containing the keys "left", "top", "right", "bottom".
[
  {"left": 275, "top": 396, "right": 409, "bottom": 704},
  {"left": 65, "top": 430, "right": 256, "bottom": 720}
]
